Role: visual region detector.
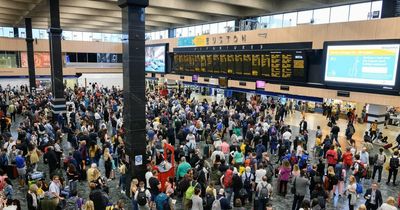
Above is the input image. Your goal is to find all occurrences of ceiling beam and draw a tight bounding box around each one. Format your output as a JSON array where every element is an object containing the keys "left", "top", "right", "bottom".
[
  {"left": 146, "top": 7, "right": 215, "bottom": 21},
  {"left": 146, "top": 15, "right": 191, "bottom": 25},
  {"left": 60, "top": 0, "right": 120, "bottom": 11},
  {"left": 208, "top": 0, "right": 277, "bottom": 11},
  {"left": 147, "top": 0, "right": 244, "bottom": 17},
  {"left": 0, "top": 1, "right": 33, "bottom": 11},
  {"left": 15, "top": 0, "right": 47, "bottom": 26},
  {"left": 59, "top": 6, "right": 121, "bottom": 17}
]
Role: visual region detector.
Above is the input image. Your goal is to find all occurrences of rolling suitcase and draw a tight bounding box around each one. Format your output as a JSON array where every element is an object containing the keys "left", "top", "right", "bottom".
[
  {"left": 383, "top": 143, "right": 393, "bottom": 150},
  {"left": 28, "top": 171, "right": 45, "bottom": 181},
  {"left": 6, "top": 165, "right": 18, "bottom": 179}
]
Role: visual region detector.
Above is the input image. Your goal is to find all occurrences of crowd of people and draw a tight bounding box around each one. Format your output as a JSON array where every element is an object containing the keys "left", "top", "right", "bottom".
[{"left": 0, "top": 82, "right": 398, "bottom": 210}]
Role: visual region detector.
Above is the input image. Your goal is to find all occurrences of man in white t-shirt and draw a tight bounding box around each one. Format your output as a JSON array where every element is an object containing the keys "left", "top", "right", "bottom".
[{"left": 49, "top": 175, "right": 64, "bottom": 206}]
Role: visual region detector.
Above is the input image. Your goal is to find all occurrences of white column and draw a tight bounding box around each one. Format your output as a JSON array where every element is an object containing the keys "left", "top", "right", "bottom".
[{"left": 366, "top": 104, "right": 387, "bottom": 130}]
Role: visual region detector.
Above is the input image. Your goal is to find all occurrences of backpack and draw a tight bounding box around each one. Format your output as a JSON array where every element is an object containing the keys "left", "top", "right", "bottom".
[
  {"left": 243, "top": 173, "right": 251, "bottom": 189},
  {"left": 259, "top": 183, "right": 269, "bottom": 200},
  {"left": 289, "top": 155, "right": 298, "bottom": 165},
  {"left": 155, "top": 193, "right": 171, "bottom": 210},
  {"left": 185, "top": 182, "right": 198, "bottom": 200},
  {"left": 137, "top": 189, "right": 148, "bottom": 206},
  {"left": 354, "top": 162, "right": 366, "bottom": 177},
  {"left": 211, "top": 198, "right": 222, "bottom": 210},
  {"left": 223, "top": 171, "right": 233, "bottom": 188},
  {"left": 343, "top": 153, "right": 353, "bottom": 166},
  {"left": 356, "top": 183, "right": 363, "bottom": 194},
  {"left": 204, "top": 193, "right": 215, "bottom": 208},
  {"left": 376, "top": 154, "right": 386, "bottom": 166},
  {"left": 390, "top": 157, "right": 399, "bottom": 169}
]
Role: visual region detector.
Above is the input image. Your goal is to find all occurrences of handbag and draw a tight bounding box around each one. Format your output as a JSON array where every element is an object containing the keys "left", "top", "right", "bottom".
[{"left": 291, "top": 177, "right": 297, "bottom": 194}]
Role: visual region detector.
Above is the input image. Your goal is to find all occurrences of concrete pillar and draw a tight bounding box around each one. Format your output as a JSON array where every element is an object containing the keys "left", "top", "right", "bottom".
[
  {"left": 13, "top": 27, "right": 18, "bottom": 38},
  {"left": 48, "top": 0, "right": 66, "bottom": 114},
  {"left": 119, "top": 0, "right": 148, "bottom": 184},
  {"left": 366, "top": 104, "right": 387, "bottom": 130},
  {"left": 168, "top": 28, "right": 175, "bottom": 38},
  {"left": 25, "top": 18, "right": 36, "bottom": 93}
]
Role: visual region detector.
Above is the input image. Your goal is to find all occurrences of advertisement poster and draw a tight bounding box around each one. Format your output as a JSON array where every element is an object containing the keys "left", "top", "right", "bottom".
[
  {"left": 145, "top": 45, "right": 166, "bottom": 73},
  {"left": 21, "top": 52, "right": 51, "bottom": 68},
  {"left": 325, "top": 44, "right": 400, "bottom": 86}
]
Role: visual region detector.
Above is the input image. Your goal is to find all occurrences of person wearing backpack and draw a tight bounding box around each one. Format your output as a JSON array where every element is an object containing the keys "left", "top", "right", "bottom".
[
  {"left": 220, "top": 168, "right": 233, "bottom": 204},
  {"left": 155, "top": 191, "right": 172, "bottom": 210},
  {"left": 386, "top": 151, "right": 399, "bottom": 186},
  {"left": 352, "top": 154, "right": 366, "bottom": 183},
  {"left": 372, "top": 148, "right": 386, "bottom": 183},
  {"left": 215, "top": 189, "right": 231, "bottom": 210},
  {"left": 134, "top": 181, "right": 151, "bottom": 210},
  {"left": 256, "top": 176, "right": 271, "bottom": 210},
  {"left": 184, "top": 179, "right": 199, "bottom": 210},
  {"left": 241, "top": 166, "right": 254, "bottom": 203},
  {"left": 334, "top": 161, "right": 346, "bottom": 197},
  {"left": 204, "top": 191, "right": 216, "bottom": 210}
]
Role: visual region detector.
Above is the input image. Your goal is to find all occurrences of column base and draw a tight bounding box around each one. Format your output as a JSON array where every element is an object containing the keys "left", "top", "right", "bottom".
[{"left": 51, "top": 98, "right": 66, "bottom": 116}]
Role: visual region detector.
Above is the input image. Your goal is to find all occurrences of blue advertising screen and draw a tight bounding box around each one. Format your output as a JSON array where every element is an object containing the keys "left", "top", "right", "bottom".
[
  {"left": 325, "top": 44, "right": 400, "bottom": 86},
  {"left": 145, "top": 45, "right": 166, "bottom": 73}
]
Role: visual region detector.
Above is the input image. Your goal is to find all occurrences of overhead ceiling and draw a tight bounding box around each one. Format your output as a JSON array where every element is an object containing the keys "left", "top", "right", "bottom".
[{"left": 0, "top": 0, "right": 363, "bottom": 33}]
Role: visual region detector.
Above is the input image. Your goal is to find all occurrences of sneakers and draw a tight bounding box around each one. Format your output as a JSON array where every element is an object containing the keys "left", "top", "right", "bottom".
[{"left": 121, "top": 190, "right": 125, "bottom": 194}]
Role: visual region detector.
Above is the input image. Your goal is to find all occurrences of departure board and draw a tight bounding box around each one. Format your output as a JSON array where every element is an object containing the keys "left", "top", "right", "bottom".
[
  {"left": 252, "top": 53, "right": 260, "bottom": 77},
  {"left": 227, "top": 54, "right": 234, "bottom": 74},
  {"left": 194, "top": 55, "right": 201, "bottom": 72},
  {"left": 242, "top": 53, "right": 252, "bottom": 76},
  {"left": 260, "top": 54, "right": 271, "bottom": 77},
  {"left": 206, "top": 54, "right": 213, "bottom": 73},
  {"left": 200, "top": 55, "right": 206, "bottom": 72},
  {"left": 234, "top": 54, "right": 243, "bottom": 75},
  {"left": 172, "top": 49, "right": 307, "bottom": 82},
  {"left": 212, "top": 54, "right": 220, "bottom": 73},
  {"left": 220, "top": 54, "right": 227, "bottom": 74}
]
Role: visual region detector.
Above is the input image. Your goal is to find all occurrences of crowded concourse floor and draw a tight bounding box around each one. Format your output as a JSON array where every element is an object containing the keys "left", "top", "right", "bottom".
[{"left": 0, "top": 85, "right": 399, "bottom": 210}]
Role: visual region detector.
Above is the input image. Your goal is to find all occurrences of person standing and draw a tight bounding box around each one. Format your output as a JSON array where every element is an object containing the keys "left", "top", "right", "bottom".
[
  {"left": 363, "top": 182, "right": 383, "bottom": 210},
  {"left": 291, "top": 170, "right": 310, "bottom": 210},
  {"left": 370, "top": 120, "right": 378, "bottom": 140},
  {"left": 386, "top": 151, "right": 399, "bottom": 186},
  {"left": 191, "top": 188, "right": 203, "bottom": 210},
  {"left": 330, "top": 123, "right": 340, "bottom": 145},
  {"left": 299, "top": 117, "right": 307, "bottom": 133},
  {"left": 347, "top": 175, "right": 358, "bottom": 210},
  {"left": 372, "top": 148, "right": 386, "bottom": 183}
]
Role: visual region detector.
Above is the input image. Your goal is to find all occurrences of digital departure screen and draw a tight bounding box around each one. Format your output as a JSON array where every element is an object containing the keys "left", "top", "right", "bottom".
[
  {"left": 172, "top": 50, "right": 307, "bottom": 82},
  {"left": 325, "top": 44, "right": 400, "bottom": 86}
]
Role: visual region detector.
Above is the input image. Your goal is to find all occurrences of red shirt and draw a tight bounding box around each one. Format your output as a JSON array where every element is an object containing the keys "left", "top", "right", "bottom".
[
  {"left": 342, "top": 151, "right": 353, "bottom": 167},
  {"left": 326, "top": 149, "right": 338, "bottom": 165}
]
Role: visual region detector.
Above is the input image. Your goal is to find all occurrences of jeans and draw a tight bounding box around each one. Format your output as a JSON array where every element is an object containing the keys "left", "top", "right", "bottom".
[
  {"left": 372, "top": 165, "right": 383, "bottom": 182},
  {"left": 258, "top": 198, "right": 268, "bottom": 210},
  {"left": 292, "top": 194, "right": 305, "bottom": 210},
  {"left": 387, "top": 168, "right": 398, "bottom": 184},
  {"left": 366, "top": 203, "right": 379, "bottom": 210},
  {"left": 119, "top": 174, "right": 126, "bottom": 191},
  {"left": 331, "top": 134, "right": 339, "bottom": 144},
  {"left": 225, "top": 187, "right": 233, "bottom": 204},
  {"left": 348, "top": 196, "right": 354, "bottom": 210}
]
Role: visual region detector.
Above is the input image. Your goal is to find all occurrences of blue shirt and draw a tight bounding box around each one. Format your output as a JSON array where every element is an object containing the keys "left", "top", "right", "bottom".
[{"left": 15, "top": 156, "right": 25, "bottom": 169}]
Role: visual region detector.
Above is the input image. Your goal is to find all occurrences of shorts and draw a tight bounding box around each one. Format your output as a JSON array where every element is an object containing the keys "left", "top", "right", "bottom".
[{"left": 17, "top": 167, "right": 26, "bottom": 177}]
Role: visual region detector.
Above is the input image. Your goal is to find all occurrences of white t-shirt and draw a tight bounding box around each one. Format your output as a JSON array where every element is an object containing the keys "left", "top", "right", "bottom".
[
  {"left": 283, "top": 131, "right": 292, "bottom": 141},
  {"left": 145, "top": 171, "right": 153, "bottom": 188},
  {"left": 49, "top": 181, "right": 60, "bottom": 198},
  {"left": 255, "top": 169, "right": 267, "bottom": 184}
]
